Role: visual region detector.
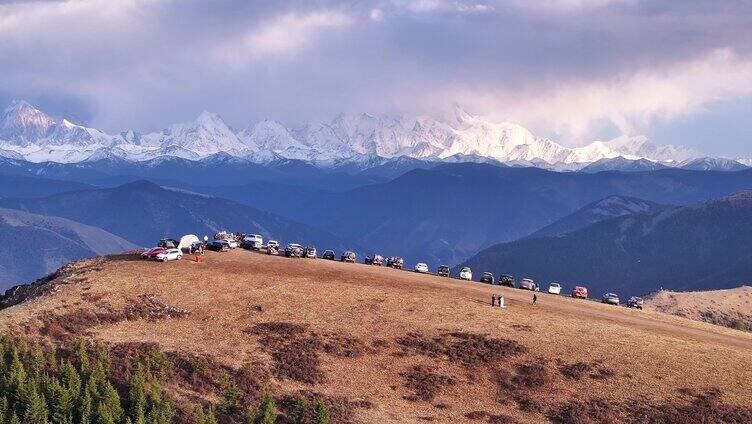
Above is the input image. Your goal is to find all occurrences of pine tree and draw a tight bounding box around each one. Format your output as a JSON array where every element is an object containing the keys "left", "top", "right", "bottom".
[
  {"left": 291, "top": 394, "right": 309, "bottom": 424},
  {"left": 22, "top": 385, "right": 48, "bottom": 424},
  {"left": 254, "top": 394, "right": 277, "bottom": 424},
  {"left": 51, "top": 383, "right": 74, "bottom": 424},
  {"left": 59, "top": 360, "right": 81, "bottom": 399},
  {"left": 100, "top": 382, "right": 123, "bottom": 424},
  {"left": 0, "top": 396, "right": 8, "bottom": 424},
  {"left": 28, "top": 343, "right": 45, "bottom": 378},
  {"left": 218, "top": 373, "right": 241, "bottom": 415},
  {"left": 127, "top": 369, "right": 147, "bottom": 424},
  {"left": 9, "top": 413, "right": 20, "bottom": 424},
  {"left": 77, "top": 385, "right": 92, "bottom": 424},
  {"left": 74, "top": 340, "right": 90, "bottom": 378},
  {"left": 94, "top": 401, "right": 116, "bottom": 424},
  {"left": 8, "top": 348, "right": 26, "bottom": 406},
  {"left": 205, "top": 406, "right": 218, "bottom": 424},
  {"left": 191, "top": 405, "right": 205, "bottom": 424},
  {"left": 311, "top": 400, "right": 329, "bottom": 424}
]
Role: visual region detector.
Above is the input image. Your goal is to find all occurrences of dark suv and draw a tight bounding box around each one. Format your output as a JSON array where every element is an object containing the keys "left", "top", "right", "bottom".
[
  {"left": 206, "top": 241, "right": 228, "bottom": 252},
  {"left": 499, "top": 274, "right": 515, "bottom": 288},
  {"left": 437, "top": 265, "right": 450, "bottom": 277},
  {"left": 480, "top": 272, "right": 495, "bottom": 284},
  {"left": 365, "top": 254, "right": 384, "bottom": 266},
  {"left": 322, "top": 250, "right": 336, "bottom": 260}
]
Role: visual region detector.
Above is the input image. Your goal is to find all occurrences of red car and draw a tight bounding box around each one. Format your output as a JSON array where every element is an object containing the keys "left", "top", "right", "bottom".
[
  {"left": 571, "top": 286, "right": 588, "bottom": 299},
  {"left": 141, "top": 247, "right": 166, "bottom": 259}
]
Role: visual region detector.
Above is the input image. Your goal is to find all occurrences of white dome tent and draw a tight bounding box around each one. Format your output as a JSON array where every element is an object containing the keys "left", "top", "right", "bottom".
[{"left": 178, "top": 234, "right": 200, "bottom": 253}]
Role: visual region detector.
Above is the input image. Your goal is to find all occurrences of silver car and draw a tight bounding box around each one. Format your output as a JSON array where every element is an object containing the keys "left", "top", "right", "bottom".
[{"left": 602, "top": 293, "right": 620, "bottom": 305}]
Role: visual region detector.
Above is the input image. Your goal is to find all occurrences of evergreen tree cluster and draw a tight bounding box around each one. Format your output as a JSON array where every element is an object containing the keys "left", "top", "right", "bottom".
[
  {"left": 0, "top": 335, "right": 331, "bottom": 424},
  {"left": 0, "top": 336, "right": 173, "bottom": 424}
]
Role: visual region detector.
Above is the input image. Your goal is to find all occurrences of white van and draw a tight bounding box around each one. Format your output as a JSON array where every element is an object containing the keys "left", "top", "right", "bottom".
[
  {"left": 459, "top": 267, "right": 472, "bottom": 281},
  {"left": 244, "top": 234, "right": 263, "bottom": 250}
]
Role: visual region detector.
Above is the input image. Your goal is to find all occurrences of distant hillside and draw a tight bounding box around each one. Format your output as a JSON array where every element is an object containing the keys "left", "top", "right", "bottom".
[
  {"left": 0, "top": 174, "right": 92, "bottom": 198},
  {"left": 529, "top": 195, "right": 672, "bottom": 238},
  {"left": 645, "top": 286, "right": 752, "bottom": 332},
  {"left": 459, "top": 191, "right": 752, "bottom": 298},
  {"left": 0, "top": 155, "right": 381, "bottom": 191},
  {"left": 0, "top": 208, "right": 136, "bottom": 289},
  {"left": 4, "top": 162, "right": 752, "bottom": 269},
  {"left": 275, "top": 163, "right": 752, "bottom": 268},
  {"left": 0, "top": 180, "right": 351, "bottom": 250}
]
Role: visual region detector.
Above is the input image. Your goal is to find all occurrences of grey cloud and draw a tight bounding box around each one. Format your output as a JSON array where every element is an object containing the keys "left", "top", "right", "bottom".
[{"left": 0, "top": 0, "right": 750, "bottom": 149}]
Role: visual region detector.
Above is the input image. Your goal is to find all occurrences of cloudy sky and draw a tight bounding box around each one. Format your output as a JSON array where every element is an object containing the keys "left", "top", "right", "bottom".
[{"left": 1, "top": 0, "right": 750, "bottom": 155}]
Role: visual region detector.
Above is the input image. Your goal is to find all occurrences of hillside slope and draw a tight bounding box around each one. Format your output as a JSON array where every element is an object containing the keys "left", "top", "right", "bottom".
[
  {"left": 0, "top": 174, "right": 92, "bottom": 198},
  {"left": 280, "top": 164, "right": 752, "bottom": 267},
  {"left": 0, "top": 251, "right": 750, "bottom": 423},
  {"left": 645, "top": 286, "right": 752, "bottom": 332},
  {"left": 528, "top": 195, "right": 672, "bottom": 238},
  {"left": 0, "top": 207, "right": 136, "bottom": 288},
  {"left": 459, "top": 191, "right": 752, "bottom": 298},
  {"left": 0, "top": 180, "right": 352, "bottom": 250}
]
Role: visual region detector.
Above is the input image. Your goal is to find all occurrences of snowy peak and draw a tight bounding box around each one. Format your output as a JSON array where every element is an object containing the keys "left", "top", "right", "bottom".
[
  {"left": 0, "top": 100, "right": 108, "bottom": 148},
  {"left": 0, "top": 100, "right": 726, "bottom": 168},
  {"left": 142, "top": 111, "right": 252, "bottom": 156},
  {"left": 1, "top": 100, "right": 56, "bottom": 146},
  {"left": 679, "top": 157, "right": 748, "bottom": 171}
]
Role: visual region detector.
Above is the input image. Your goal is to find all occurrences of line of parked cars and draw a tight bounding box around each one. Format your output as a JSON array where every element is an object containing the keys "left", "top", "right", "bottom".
[{"left": 144, "top": 231, "right": 646, "bottom": 309}]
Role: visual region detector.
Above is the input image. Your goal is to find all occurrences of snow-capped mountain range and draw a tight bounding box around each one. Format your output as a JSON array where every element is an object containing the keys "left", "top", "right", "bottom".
[{"left": 0, "top": 100, "right": 747, "bottom": 170}]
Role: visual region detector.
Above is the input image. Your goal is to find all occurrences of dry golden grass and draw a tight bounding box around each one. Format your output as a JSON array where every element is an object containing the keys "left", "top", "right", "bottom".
[
  {"left": 645, "top": 286, "right": 752, "bottom": 332},
  {"left": 2, "top": 250, "right": 751, "bottom": 423}
]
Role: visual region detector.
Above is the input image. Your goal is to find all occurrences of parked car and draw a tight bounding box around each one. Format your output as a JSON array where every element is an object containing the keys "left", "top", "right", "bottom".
[
  {"left": 627, "top": 296, "right": 644, "bottom": 309},
  {"left": 304, "top": 246, "right": 317, "bottom": 258},
  {"left": 341, "top": 251, "right": 357, "bottom": 263},
  {"left": 459, "top": 267, "right": 472, "bottom": 281},
  {"left": 414, "top": 262, "right": 429, "bottom": 273},
  {"left": 499, "top": 274, "right": 515, "bottom": 288},
  {"left": 285, "top": 243, "right": 304, "bottom": 258},
  {"left": 322, "top": 250, "right": 336, "bottom": 260},
  {"left": 548, "top": 282, "right": 562, "bottom": 295},
  {"left": 437, "top": 265, "right": 451, "bottom": 277},
  {"left": 387, "top": 257, "right": 404, "bottom": 269},
  {"left": 267, "top": 240, "right": 279, "bottom": 249},
  {"left": 155, "top": 248, "right": 182, "bottom": 262},
  {"left": 225, "top": 239, "right": 238, "bottom": 249},
  {"left": 241, "top": 234, "right": 263, "bottom": 250},
  {"left": 158, "top": 238, "right": 179, "bottom": 249},
  {"left": 571, "top": 286, "right": 588, "bottom": 299},
  {"left": 364, "top": 254, "right": 378, "bottom": 265},
  {"left": 479, "top": 272, "right": 495, "bottom": 284},
  {"left": 372, "top": 255, "right": 384, "bottom": 266},
  {"left": 141, "top": 247, "right": 166, "bottom": 259},
  {"left": 602, "top": 293, "right": 620, "bottom": 305},
  {"left": 266, "top": 244, "right": 279, "bottom": 255},
  {"left": 206, "top": 241, "right": 229, "bottom": 252},
  {"left": 519, "top": 278, "right": 537, "bottom": 291}
]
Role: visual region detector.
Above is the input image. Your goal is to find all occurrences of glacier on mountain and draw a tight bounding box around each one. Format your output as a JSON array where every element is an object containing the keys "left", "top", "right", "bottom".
[{"left": 0, "top": 100, "right": 733, "bottom": 169}]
